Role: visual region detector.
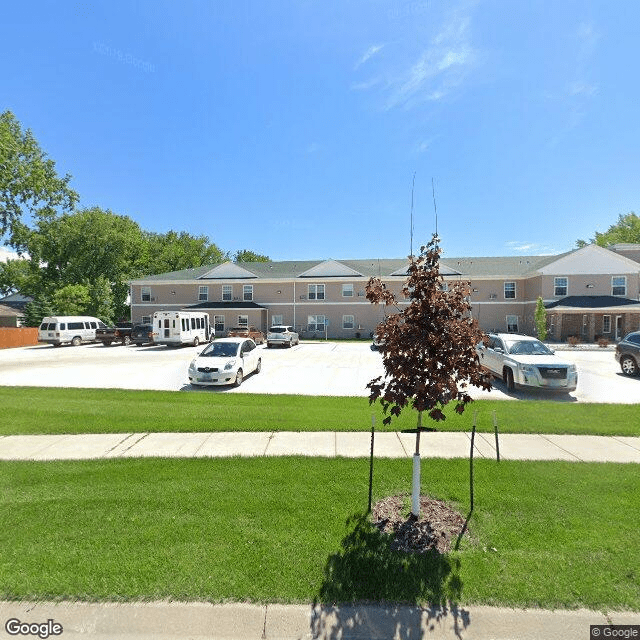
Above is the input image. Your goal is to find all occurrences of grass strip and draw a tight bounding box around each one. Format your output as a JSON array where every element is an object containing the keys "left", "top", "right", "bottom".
[
  {"left": 1, "top": 457, "right": 638, "bottom": 610},
  {"left": 1, "top": 386, "right": 639, "bottom": 436}
]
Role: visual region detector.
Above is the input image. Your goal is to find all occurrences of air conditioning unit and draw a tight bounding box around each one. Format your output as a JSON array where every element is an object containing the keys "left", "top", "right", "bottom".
[
  {"left": 233, "top": 297, "right": 240, "bottom": 301},
  {"left": 150, "top": 297, "right": 156, "bottom": 302},
  {"left": 489, "top": 294, "right": 497, "bottom": 299},
  {"left": 299, "top": 295, "right": 307, "bottom": 300},
  {"left": 357, "top": 291, "right": 365, "bottom": 296}
]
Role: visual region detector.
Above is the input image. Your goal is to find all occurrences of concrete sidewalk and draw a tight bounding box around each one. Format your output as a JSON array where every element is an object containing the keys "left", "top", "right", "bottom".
[
  {"left": 1, "top": 600, "right": 638, "bottom": 639},
  {"left": 1, "top": 431, "right": 639, "bottom": 462}
]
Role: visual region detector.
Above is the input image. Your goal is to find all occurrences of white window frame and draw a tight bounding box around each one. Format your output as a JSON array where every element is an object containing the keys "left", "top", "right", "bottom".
[
  {"left": 214, "top": 315, "right": 225, "bottom": 332},
  {"left": 506, "top": 315, "right": 519, "bottom": 332},
  {"left": 222, "top": 285, "right": 232, "bottom": 301},
  {"left": 504, "top": 281, "right": 516, "bottom": 299},
  {"left": 308, "top": 314, "right": 326, "bottom": 331},
  {"left": 612, "top": 276, "right": 627, "bottom": 297},
  {"left": 271, "top": 314, "right": 283, "bottom": 326},
  {"left": 603, "top": 315, "right": 611, "bottom": 334},
  {"left": 198, "top": 285, "right": 208, "bottom": 302},
  {"left": 243, "top": 284, "right": 253, "bottom": 301},
  {"left": 238, "top": 315, "right": 249, "bottom": 328},
  {"left": 342, "top": 284, "right": 354, "bottom": 297},
  {"left": 141, "top": 286, "right": 151, "bottom": 302},
  {"left": 342, "top": 315, "right": 355, "bottom": 329},
  {"left": 308, "top": 284, "right": 325, "bottom": 300},
  {"left": 554, "top": 277, "right": 568, "bottom": 297}
]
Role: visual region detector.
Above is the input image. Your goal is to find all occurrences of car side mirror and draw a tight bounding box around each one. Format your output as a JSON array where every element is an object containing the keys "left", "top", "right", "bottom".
[{"left": 494, "top": 347, "right": 503, "bottom": 354}]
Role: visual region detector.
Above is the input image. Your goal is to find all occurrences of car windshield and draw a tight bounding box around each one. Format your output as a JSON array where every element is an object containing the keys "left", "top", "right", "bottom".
[
  {"left": 200, "top": 342, "right": 239, "bottom": 358},
  {"left": 506, "top": 340, "right": 553, "bottom": 356},
  {"left": 269, "top": 327, "right": 286, "bottom": 333}
]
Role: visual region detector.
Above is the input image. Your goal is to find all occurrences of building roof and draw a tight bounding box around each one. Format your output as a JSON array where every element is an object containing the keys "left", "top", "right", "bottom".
[
  {"left": 545, "top": 296, "right": 640, "bottom": 311},
  {"left": 132, "top": 253, "right": 571, "bottom": 283},
  {"left": 186, "top": 301, "right": 267, "bottom": 310}
]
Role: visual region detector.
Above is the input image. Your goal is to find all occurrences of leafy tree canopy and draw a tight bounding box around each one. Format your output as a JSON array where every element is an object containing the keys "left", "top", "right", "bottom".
[
  {"left": 143, "top": 230, "right": 226, "bottom": 275},
  {"left": 0, "top": 111, "right": 78, "bottom": 244},
  {"left": 366, "top": 234, "right": 491, "bottom": 425},
  {"left": 233, "top": 249, "right": 270, "bottom": 263},
  {"left": 576, "top": 212, "right": 640, "bottom": 248}
]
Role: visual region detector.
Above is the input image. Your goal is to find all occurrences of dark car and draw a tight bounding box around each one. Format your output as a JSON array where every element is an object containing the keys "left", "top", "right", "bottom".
[
  {"left": 615, "top": 331, "right": 640, "bottom": 376},
  {"left": 131, "top": 324, "right": 154, "bottom": 345}
]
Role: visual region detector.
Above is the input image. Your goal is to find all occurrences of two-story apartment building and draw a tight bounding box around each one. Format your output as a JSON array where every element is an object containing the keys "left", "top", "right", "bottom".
[{"left": 129, "top": 243, "right": 640, "bottom": 342}]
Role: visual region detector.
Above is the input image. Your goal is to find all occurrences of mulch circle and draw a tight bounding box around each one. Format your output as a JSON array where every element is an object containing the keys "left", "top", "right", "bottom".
[{"left": 371, "top": 495, "right": 467, "bottom": 554}]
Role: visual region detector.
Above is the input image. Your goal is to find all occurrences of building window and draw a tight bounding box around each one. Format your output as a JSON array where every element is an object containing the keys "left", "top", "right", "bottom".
[
  {"left": 612, "top": 276, "right": 627, "bottom": 296},
  {"left": 440, "top": 282, "right": 449, "bottom": 292},
  {"left": 554, "top": 277, "right": 568, "bottom": 297},
  {"left": 222, "top": 285, "right": 232, "bottom": 301},
  {"left": 243, "top": 284, "right": 253, "bottom": 301},
  {"left": 238, "top": 315, "right": 248, "bottom": 327},
  {"left": 506, "top": 315, "right": 518, "bottom": 332},
  {"left": 603, "top": 315, "right": 611, "bottom": 333},
  {"left": 214, "top": 315, "right": 225, "bottom": 332},
  {"left": 342, "top": 315, "right": 354, "bottom": 329},
  {"left": 141, "top": 287, "right": 151, "bottom": 302},
  {"left": 308, "top": 314, "right": 326, "bottom": 331},
  {"left": 504, "top": 282, "right": 516, "bottom": 299},
  {"left": 271, "top": 315, "right": 283, "bottom": 326},
  {"left": 141, "top": 315, "right": 151, "bottom": 324},
  {"left": 308, "top": 284, "right": 325, "bottom": 300},
  {"left": 342, "top": 284, "right": 354, "bottom": 297},
  {"left": 198, "top": 286, "right": 208, "bottom": 302}
]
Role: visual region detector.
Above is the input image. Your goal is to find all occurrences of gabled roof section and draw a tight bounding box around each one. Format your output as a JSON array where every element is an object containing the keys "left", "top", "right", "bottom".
[
  {"left": 545, "top": 296, "right": 640, "bottom": 311},
  {"left": 387, "top": 261, "right": 462, "bottom": 277},
  {"left": 537, "top": 244, "right": 640, "bottom": 275},
  {"left": 297, "top": 260, "right": 364, "bottom": 278},
  {"left": 199, "top": 262, "right": 258, "bottom": 279}
]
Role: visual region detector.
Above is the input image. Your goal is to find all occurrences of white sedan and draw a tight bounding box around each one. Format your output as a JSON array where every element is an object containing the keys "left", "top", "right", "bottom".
[{"left": 187, "top": 338, "right": 261, "bottom": 387}]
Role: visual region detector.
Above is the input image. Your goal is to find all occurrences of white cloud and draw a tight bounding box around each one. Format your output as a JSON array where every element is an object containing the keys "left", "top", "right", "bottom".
[
  {"left": 355, "top": 44, "right": 385, "bottom": 70},
  {"left": 0, "top": 247, "right": 20, "bottom": 263},
  {"left": 505, "top": 241, "right": 554, "bottom": 255},
  {"left": 383, "top": 11, "right": 476, "bottom": 110}
]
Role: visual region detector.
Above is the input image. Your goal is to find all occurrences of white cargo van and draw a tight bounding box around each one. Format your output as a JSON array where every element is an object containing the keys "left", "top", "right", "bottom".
[
  {"left": 38, "top": 316, "right": 107, "bottom": 346},
  {"left": 152, "top": 311, "right": 210, "bottom": 347}
]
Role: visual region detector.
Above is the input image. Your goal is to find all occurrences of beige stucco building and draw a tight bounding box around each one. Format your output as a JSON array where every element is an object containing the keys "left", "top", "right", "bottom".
[{"left": 129, "top": 243, "right": 640, "bottom": 342}]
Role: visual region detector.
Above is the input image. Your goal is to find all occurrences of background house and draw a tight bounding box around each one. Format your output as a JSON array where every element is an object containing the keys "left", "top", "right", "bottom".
[{"left": 129, "top": 244, "right": 640, "bottom": 341}]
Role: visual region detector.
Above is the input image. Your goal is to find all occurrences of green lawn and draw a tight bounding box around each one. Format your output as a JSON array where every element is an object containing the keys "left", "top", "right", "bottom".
[
  {"left": 1, "top": 386, "right": 639, "bottom": 436},
  {"left": 1, "top": 457, "right": 638, "bottom": 610}
]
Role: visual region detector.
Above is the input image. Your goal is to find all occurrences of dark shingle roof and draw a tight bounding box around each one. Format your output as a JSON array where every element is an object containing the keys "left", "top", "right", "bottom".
[{"left": 546, "top": 296, "right": 640, "bottom": 310}]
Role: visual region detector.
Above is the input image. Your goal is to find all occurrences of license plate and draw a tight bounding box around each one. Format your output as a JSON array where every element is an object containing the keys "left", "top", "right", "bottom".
[{"left": 198, "top": 374, "right": 215, "bottom": 382}]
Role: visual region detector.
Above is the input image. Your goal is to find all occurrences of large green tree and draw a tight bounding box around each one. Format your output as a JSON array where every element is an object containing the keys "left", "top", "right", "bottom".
[
  {"left": 233, "top": 249, "right": 270, "bottom": 263},
  {"left": 142, "top": 231, "right": 227, "bottom": 275},
  {"left": 0, "top": 111, "right": 78, "bottom": 247},
  {"left": 576, "top": 212, "right": 640, "bottom": 247}
]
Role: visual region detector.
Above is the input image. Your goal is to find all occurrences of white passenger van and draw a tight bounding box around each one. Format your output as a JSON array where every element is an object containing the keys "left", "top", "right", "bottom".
[
  {"left": 38, "top": 316, "right": 107, "bottom": 347},
  {"left": 152, "top": 311, "right": 211, "bottom": 347}
]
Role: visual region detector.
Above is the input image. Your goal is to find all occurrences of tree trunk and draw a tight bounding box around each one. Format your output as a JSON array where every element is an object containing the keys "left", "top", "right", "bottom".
[{"left": 411, "top": 411, "right": 422, "bottom": 517}]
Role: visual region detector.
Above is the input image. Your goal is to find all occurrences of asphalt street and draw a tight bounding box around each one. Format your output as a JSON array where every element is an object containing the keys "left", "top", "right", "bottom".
[{"left": 0, "top": 341, "right": 637, "bottom": 402}]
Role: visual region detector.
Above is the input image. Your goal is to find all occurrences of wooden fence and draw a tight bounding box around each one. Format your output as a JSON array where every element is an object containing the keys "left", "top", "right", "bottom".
[{"left": 0, "top": 327, "right": 39, "bottom": 349}]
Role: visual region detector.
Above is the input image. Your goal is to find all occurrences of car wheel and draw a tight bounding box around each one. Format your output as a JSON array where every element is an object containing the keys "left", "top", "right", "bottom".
[
  {"left": 123, "top": 335, "right": 131, "bottom": 346},
  {"left": 71, "top": 336, "right": 82, "bottom": 347},
  {"left": 620, "top": 355, "right": 638, "bottom": 376},
  {"left": 104, "top": 340, "right": 112, "bottom": 347},
  {"left": 255, "top": 358, "right": 261, "bottom": 374},
  {"left": 267, "top": 343, "right": 271, "bottom": 349},
  {"left": 234, "top": 368, "right": 243, "bottom": 387},
  {"left": 504, "top": 368, "right": 515, "bottom": 391},
  {"left": 287, "top": 339, "right": 293, "bottom": 348},
  {"left": 193, "top": 336, "right": 199, "bottom": 347}
]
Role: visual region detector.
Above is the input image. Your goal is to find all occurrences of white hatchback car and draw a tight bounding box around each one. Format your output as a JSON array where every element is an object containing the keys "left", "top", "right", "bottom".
[
  {"left": 477, "top": 333, "right": 578, "bottom": 392},
  {"left": 187, "top": 338, "right": 261, "bottom": 387},
  {"left": 266, "top": 325, "right": 299, "bottom": 348}
]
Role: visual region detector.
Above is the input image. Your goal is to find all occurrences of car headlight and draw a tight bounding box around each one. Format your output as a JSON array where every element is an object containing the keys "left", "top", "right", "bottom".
[
  {"left": 188, "top": 361, "right": 196, "bottom": 372},
  {"left": 224, "top": 359, "right": 236, "bottom": 371},
  {"left": 520, "top": 364, "right": 536, "bottom": 374},
  {"left": 568, "top": 365, "right": 577, "bottom": 374}
]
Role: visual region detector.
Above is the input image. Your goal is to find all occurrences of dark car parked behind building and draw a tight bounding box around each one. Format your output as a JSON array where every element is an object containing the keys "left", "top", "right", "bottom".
[
  {"left": 131, "top": 324, "right": 154, "bottom": 345},
  {"left": 615, "top": 331, "right": 640, "bottom": 376}
]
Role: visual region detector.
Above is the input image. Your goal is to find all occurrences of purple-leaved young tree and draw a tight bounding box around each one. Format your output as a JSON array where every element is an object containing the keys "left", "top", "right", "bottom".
[{"left": 366, "top": 234, "right": 492, "bottom": 517}]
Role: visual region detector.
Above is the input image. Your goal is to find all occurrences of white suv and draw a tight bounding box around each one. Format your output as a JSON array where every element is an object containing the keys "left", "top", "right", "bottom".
[
  {"left": 267, "top": 325, "right": 299, "bottom": 348},
  {"left": 477, "top": 333, "right": 578, "bottom": 392}
]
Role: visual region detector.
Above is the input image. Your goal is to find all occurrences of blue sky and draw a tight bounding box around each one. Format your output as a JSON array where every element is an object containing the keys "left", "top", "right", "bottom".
[{"left": 2, "top": 1, "right": 638, "bottom": 262}]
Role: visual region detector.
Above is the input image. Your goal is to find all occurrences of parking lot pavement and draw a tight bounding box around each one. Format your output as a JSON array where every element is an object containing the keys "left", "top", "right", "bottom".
[{"left": 0, "top": 342, "right": 637, "bottom": 403}]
